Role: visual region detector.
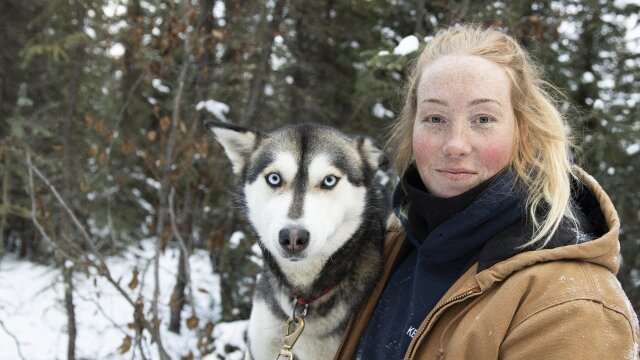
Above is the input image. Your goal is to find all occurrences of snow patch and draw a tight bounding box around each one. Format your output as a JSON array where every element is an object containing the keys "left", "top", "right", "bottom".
[
  {"left": 196, "top": 99, "right": 230, "bottom": 122},
  {"left": 210, "top": 321, "right": 248, "bottom": 359},
  {"left": 581, "top": 71, "right": 595, "bottom": 83},
  {"left": 107, "top": 43, "right": 125, "bottom": 58},
  {"left": 380, "top": 27, "right": 397, "bottom": 40},
  {"left": 152, "top": 79, "right": 170, "bottom": 94},
  {"left": 103, "top": 3, "right": 126, "bottom": 17},
  {"left": 593, "top": 99, "right": 605, "bottom": 109},
  {"left": 213, "top": 1, "right": 225, "bottom": 20},
  {"left": 264, "top": 84, "right": 274, "bottom": 96},
  {"left": 84, "top": 27, "right": 97, "bottom": 40},
  {"left": 626, "top": 143, "right": 640, "bottom": 155},
  {"left": 0, "top": 240, "right": 247, "bottom": 359},
  {"left": 229, "top": 231, "right": 245, "bottom": 248},
  {"left": 372, "top": 103, "right": 394, "bottom": 119},
  {"left": 394, "top": 35, "right": 419, "bottom": 56}
]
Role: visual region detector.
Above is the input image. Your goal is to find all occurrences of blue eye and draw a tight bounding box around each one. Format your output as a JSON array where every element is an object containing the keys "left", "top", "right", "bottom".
[
  {"left": 266, "top": 172, "right": 282, "bottom": 187},
  {"left": 426, "top": 116, "right": 443, "bottom": 123},
  {"left": 477, "top": 115, "right": 492, "bottom": 124},
  {"left": 321, "top": 175, "right": 339, "bottom": 189}
]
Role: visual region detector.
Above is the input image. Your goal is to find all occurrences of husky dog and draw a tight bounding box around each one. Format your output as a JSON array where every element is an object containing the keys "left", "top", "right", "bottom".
[{"left": 205, "top": 121, "right": 387, "bottom": 360}]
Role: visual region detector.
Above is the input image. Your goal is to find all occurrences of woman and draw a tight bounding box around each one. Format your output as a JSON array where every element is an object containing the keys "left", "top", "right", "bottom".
[{"left": 335, "top": 25, "right": 639, "bottom": 359}]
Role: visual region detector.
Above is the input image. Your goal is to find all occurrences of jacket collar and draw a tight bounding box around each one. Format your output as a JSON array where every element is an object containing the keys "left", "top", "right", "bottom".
[{"left": 474, "top": 166, "right": 619, "bottom": 289}]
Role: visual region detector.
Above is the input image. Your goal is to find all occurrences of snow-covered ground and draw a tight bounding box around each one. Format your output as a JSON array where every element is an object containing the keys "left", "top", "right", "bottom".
[{"left": 0, "top": 240, "right": 248, "bottom": 359}]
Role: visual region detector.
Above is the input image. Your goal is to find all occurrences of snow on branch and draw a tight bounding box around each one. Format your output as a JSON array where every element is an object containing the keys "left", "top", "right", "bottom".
[{"left": 196, "top": 99, "right": 230, "bottom": 122}]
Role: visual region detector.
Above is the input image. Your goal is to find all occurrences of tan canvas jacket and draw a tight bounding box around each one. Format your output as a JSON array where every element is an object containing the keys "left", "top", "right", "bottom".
[{"left": 335, "top": 168, "right": 640, "bottom": 359}]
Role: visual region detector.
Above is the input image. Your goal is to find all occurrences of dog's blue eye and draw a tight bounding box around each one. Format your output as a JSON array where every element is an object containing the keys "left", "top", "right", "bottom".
[
  {"left": 266, "top": 173, "right": 282, "bottom": 187},
  {"left": 321, "top": 175, "right": 339, "bottom": 189}
]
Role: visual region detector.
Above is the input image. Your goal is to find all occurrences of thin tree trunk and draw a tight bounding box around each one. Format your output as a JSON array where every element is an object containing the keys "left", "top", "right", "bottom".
[
  {"left": 219, "top": 207, "right": 238, "bottom": 319},
  {"left": 0, "top": 154, "right": 9, "bottom": 259},
  {"left": 151, "top": 2, "right": 193, "bottom": 356},
  {"left": 60, "top": 257, "right": 77, "bottom": 360},
  {"left": 60, "top": 1, "right": 85, "bottom": 357},
  {"left": 196, "top": 0, "right": 215, "bottom": 122},
  {"left": 239, "top": 0, "right": 287, "bottom": 126},
  {"left": 576, "top": 10, "right": 598, "bottom": 133},
  {"left": 168, "top": 245, "right": 187, "bottom": 333},
  {"left": 451, "top": 0, "right": 470, "bottom": 24},
  {"left": 289, "top": 17, "right": 306, "bottom": 122},
  {"left": 415, "top": 0, "right": 426, "bottom": 34},
  {"left": 121, "top": 0, "right": 143, "bottom": 129},
  {"left": 62, "top": 262, "right": 76, "bottom": 360},
  {"left": 168, "top": 187, "right": 193, "bottom": 333}
]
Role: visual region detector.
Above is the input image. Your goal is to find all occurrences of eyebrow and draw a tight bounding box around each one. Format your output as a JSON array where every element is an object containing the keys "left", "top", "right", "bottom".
[
  {"left": 421, "top": 98, "right": 448, "bottom": 106},
  {"left": 420, "top": 98, "right": 503, "bottom": 107},
  {"left": 469, "top": 98, "right": 502, "bottom": 106}
]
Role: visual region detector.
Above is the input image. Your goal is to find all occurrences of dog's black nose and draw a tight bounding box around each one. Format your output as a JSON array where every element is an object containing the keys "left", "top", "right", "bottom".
[{"left": 278, "top": 227, "right": 310, "bottom": 254}]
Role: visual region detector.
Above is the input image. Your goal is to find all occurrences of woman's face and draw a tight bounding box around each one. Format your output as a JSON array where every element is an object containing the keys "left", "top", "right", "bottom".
[{"left": 412, "top": 55, "right": 517, "bottom": 198}]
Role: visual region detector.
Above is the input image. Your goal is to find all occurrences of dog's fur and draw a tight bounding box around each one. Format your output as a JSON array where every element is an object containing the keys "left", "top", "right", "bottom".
[{"left": 206, "top": 121, "right": 387, "bottom": 360}]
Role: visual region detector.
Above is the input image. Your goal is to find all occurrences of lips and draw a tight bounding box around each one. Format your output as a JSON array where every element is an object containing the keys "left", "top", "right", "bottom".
[{"left": 437, "top": 168, "right": 476, "bottom": 180}]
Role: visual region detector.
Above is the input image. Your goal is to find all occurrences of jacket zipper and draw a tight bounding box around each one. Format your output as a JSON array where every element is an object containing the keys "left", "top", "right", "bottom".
[
  {"left": 333, "top": 314, "right": 355, "bottom": 360},
  {"left": 404, "top": 288, "right": 481, "bottom": 359},
  {"left": 333, "top": 231, "right": 406, "bottom": 360}
]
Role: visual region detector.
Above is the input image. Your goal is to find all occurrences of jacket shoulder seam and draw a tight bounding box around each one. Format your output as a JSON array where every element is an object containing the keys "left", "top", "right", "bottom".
[
  {"left": 506, "top": 298, "right": 636, "bottom": 339},
  {"left": 502, "top": 260, "right": 624, "bottom": 312}
]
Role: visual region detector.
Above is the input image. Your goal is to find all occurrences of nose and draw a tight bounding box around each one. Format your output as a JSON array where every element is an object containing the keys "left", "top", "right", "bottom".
[
  {"left": 278, "top": 227, "right": 310, "bottom": 254},
  {"left": 442, "top": 122, "right": 471, "bottom": 157}
]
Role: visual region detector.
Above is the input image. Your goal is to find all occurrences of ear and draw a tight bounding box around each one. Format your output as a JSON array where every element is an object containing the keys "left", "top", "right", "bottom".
[
  {"left": 204, "top": 120, "right": 260, "bottom": 175},
  {"left": 355, "top": 136, "right": 388, "bottom": 170}
]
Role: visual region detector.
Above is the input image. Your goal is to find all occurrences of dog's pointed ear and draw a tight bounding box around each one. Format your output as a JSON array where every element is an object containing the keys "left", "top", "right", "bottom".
[
  {"left": 204, "top": 120, "right": 260, "bottom": 175},
  {"left": 355, "top": 136, "right": 388, "bottom": 170}
]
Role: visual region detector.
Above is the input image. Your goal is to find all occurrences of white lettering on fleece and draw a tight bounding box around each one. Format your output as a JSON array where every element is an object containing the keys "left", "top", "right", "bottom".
[{"left": 406, "top": 326, "right": 417, "bottom": 338}]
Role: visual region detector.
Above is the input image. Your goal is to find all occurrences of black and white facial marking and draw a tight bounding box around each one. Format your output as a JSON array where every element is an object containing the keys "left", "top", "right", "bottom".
[
  {"left": 244, "top": 126, "right": 365, "bottom": 261},
  {"left": 208, "top": 122, "right": 384, "bottom": 287}
]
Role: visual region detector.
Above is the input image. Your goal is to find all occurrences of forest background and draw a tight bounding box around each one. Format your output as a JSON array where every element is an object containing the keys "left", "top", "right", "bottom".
[{"left": 0, "top": 0, "right": 639, "bottom": 359}]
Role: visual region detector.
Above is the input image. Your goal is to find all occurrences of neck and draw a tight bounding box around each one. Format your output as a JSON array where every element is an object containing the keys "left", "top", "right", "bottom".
[{"left": 274, "top": 254, "right": 330, "bottom": 291}]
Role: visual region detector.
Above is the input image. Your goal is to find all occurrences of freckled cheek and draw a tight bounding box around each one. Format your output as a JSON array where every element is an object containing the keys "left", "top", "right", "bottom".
[
  {"left": 481, "top": 139, "right": 514, "bottom": 172},
  {"left": 412, "top": 135, "right": 438, "bottom": 166}
]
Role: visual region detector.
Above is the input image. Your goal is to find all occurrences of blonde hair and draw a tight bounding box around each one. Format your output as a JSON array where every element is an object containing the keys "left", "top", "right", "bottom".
[{"left": 387, "top": 25, "right": 577, "bottom": 248}]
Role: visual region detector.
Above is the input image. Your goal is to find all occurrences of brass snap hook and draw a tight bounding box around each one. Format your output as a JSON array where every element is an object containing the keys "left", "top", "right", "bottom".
[
  {"left": 284, "top": 316, "right": 305, "bottom": 348},
  {"left": 275, "top": 316, "right": 305, "bottom": 360}
]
